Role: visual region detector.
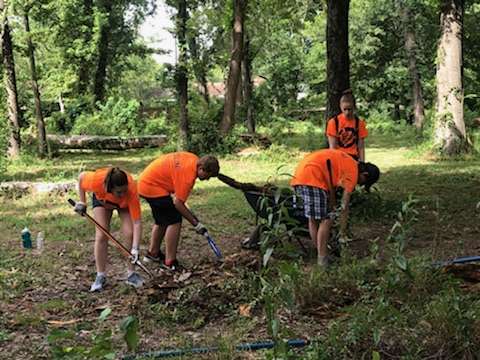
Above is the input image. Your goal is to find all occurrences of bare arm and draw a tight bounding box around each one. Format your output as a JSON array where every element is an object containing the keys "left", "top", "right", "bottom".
[
  {"left": 132, "top": 220, "right": 142, "bottom": 249},
  {"left": 328, "top": 136, "right": 338, "bottom": 149},
  {"left": 173, "top": 198, "right": 198, "bottom": 226},
  {"left": 358, "top": 138, "right": 365, "bottom": 162},
  {"left": 78, "top": 172, "right": 87, "bottom": 203}
]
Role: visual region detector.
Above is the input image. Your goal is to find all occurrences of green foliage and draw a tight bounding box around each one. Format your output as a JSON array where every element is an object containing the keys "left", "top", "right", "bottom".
[
  {"left": 120, "top": 316, "right": 139, "bottom": 352},
  {"left": 47, "top": 308, "right": 115, "bottom": 359},
  {"left": 188, "top": 97, "right": 243, "bottom": 155},
  {"left": 0, "top": 116, "right": 8, "bottom": 179},
  {"left": 72, "top": 97, "right": 142, "bottom": 136}
]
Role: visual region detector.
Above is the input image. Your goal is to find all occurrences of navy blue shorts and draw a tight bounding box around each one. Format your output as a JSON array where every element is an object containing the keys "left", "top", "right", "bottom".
[
  {"left": 142, "top": 196, "right": 182, "bottom": 226},
  {"left": 92, "top": 194, "right": 119, "bottom": 210}
]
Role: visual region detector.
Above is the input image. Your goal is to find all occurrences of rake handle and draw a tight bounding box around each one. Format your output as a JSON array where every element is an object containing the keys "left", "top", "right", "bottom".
[{"left": 68, "top": 198, "right": 153, "bottom": 277}]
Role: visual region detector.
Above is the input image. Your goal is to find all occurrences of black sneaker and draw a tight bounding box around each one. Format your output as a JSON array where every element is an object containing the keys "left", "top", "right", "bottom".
[
  {"left": 161, "top": 259, "right": 182, "bottom": 272},
  {"left": 142, "top": 251, "right": 165, "bottom": 264}
]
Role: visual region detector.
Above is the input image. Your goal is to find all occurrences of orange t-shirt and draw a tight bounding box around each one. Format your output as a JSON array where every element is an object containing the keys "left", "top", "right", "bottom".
[
  {"left": 138, "top": 152, "right": 198, "bottom": 202},
  {"left": 290, "top": 149, "right": 358, "bottom": 193},
  {"left": 326, "top": 113, "right": 368, "bottom": 157},
  {"left": 80, "top": 168, "right": 141, "bottom": 221}
]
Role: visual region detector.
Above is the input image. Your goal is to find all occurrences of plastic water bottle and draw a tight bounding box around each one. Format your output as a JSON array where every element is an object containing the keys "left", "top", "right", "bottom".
[
  {"left": 36, "top": 232, "right": 44, "bottom": 251},
  {"left": 21, "top": 227, "right": 32, "bottom": 249}
]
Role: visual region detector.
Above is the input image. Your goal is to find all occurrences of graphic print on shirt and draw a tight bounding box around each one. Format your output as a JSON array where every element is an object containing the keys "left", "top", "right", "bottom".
[{"left": 337, "top": 127, "right": 357, "bottom": 148}]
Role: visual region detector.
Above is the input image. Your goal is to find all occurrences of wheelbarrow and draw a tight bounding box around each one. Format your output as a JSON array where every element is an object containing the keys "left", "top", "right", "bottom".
[{"left": 218, "top": 174, "right": 341, "bottom": 256}]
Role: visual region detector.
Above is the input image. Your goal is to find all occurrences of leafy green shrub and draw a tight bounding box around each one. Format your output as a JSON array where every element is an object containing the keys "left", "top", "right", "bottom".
[
  {"left": 188, "top": 97, "right": 243, "bottom": 155},
  {"left": 72, "top": 97, "right": 143, "bottom": 136}
]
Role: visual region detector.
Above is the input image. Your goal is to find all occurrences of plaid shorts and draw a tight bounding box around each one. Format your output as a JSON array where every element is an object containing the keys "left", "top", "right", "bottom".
[{"left": 293, "top": 185, "right": 330, "bottom": 220}]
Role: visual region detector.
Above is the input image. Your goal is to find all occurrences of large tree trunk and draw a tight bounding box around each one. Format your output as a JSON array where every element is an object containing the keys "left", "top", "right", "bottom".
[
  {"left": 399, "top": 1, "right": 425, "bottom": 131},
  {"left": 24, "top": 12, "right": 47, "bottom": 157},
  {"left": 0, "top": 1, "right": 21, "bottom": 158},
  {"left": 93, "top": 0, "right": 113, "bottom": 105},
  {"left": 176, "top": 0, "right": 189, "bottom": 151},
  {"left": 77, "top": 0, "right": 94, "bottom": 95},
  {"left": 219, "top": 0, "right": 246, "bottom": 135},
  {"left": 326, "top": 0, "right": 350, "bottom": 120},
  {"left": 435, "top": 0, "right": 468, "bottom": 155},
  {"left": 242, "top": 34, "right": 255, "bottom": 134}
]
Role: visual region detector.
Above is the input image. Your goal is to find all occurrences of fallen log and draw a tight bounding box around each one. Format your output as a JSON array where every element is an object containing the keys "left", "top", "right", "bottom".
[
  {"left": 0, "top": 181, "right": 76, "bottom": 197},
  {"left": 47, "top": 134, "right": 167, "bottom": 150}
]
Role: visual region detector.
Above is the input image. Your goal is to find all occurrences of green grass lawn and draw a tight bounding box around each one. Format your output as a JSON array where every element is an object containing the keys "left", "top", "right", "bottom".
[{"left": 1, "top": 125, "right": 480, "bottom": 359}]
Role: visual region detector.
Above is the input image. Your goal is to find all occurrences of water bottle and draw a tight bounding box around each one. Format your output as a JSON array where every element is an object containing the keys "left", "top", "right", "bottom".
[
  {"left": 21, "top": 227, "right": 32, "bottom": 249},
  {"left": 36, "top": 232, "right": 44, "bottom": 251}
]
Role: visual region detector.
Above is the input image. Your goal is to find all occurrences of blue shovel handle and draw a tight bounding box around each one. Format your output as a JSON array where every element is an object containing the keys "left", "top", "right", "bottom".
[{"left": 204, "top": 232, "right": 222, "bottom": 259}]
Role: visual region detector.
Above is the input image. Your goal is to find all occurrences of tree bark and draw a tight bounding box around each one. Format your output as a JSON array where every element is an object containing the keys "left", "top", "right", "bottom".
[
  {"left": 435, "top": 0, "right": 468, "bottom": 155},
  {"left": 77, "top": 0, "right": 94, "bottom": 95},
  {"left": 326, "top": 0, "right": 350, "bottom": 120},
  {"left": 93, "top": 0, "right": 113, "bottom": 105},
  {"left": 176, "top": 0, "right": 189, "bottom": 151},
  {"left": 0, "top": 0, "right": 21, "bottom": 158},
  {"left": 219, "top": 0, "right": 246, "bottom": 135},
  {"left": 399, "top": 1, "right": 425, "bottom": 131},
  {"left": 24, "top": 12, "right": 47, "bottom": 157},
  {"left": 243, "top": 34, "right": 255, "bottom": 134}
]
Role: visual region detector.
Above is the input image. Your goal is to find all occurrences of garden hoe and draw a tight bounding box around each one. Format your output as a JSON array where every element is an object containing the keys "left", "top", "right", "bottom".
[{"left": 68, "top": 198, "right": 153, "bottom": 278}]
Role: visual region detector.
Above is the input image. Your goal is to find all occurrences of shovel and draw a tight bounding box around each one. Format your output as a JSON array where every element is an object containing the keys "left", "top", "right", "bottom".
[{"left": 68, "top": 198, "right": 153, "bottom": 278}]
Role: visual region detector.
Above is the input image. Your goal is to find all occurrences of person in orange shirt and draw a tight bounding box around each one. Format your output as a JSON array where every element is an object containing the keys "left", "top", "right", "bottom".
[
  {"left": 326, "top": 90, "right": 368, "bottom": 161},
  {"left": 75, "top": 167, "right": 143, "bottom": 292},
  {"left": 138, "top": 152, "right": 220, "bottom": 271},
  {"left": 291, "top": 149, "right": 379, "bottom": 266}
]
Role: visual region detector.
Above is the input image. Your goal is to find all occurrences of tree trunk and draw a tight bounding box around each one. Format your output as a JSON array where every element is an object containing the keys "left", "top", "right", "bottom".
[
  {"left": 399, "top": 1, "right": 425, "bottom": 131},
  {"left": 78, "top": 0, "right": 94, "bottom": 95},
  {"left": 188, "top": 33, "right": 209, "bottom": 105},
  {"left": 176, "top": 0, "right": 190, "bottom": 150},
  {"left": 326, "top": 0, "right": 350, "bottom": 120},
  {"left": 243, "top": 34, "right": 255, "bottom": 134},
  {"left": 0, "top": 1, "right": 21, "bottom": 158},
  {"left": 219, "top": 0, "right": 246, "bottom": 135},
  {"left": 93, "top": 0, "right": 113, "bottom": 105},
  {"left": 435, "top": 0, "right": 468, "bottom": 155},
  {"left": 24, "top": 12, "right": 47, "bottom": 157}
]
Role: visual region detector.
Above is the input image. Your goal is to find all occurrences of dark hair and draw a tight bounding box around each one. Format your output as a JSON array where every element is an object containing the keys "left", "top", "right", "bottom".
[
  {"left": 104, "top": 167, "right": 128, "bottom": 193},
  {"left": 198, "top": 155, "right": 220, "bottom": 177},
  {"left": 358, "top": 162, "right": 380, "bottom": 192},
  {"left": 340, "top": 89, "right": 356, "bottom": 106}
]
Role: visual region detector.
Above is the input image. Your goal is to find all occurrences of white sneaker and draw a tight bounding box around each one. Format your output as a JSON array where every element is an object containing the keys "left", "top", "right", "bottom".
[
  {"left": 126, "top": 272, "right": 144, "bottom": 288},
  {"left": 90, "top": 274, "right": 107, "bottom": 292}
]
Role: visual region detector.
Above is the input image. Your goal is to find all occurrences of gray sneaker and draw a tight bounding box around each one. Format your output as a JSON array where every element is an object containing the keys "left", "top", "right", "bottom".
[
  {"left": 126, "top": 272, "right": 144, "bottom": 288},
  {"left": 90, "top": 274, "right": 107, "bottom": 292}
]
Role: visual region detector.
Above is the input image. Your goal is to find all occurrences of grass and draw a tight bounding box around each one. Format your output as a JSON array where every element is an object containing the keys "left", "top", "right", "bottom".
[{"left": 1, "top": 122, "right": 480, "bottom": 358}]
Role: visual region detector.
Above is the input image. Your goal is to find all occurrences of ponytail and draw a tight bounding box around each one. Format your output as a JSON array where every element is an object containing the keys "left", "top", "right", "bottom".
[{"left": 104, "top": 167, "right": 128, "bottom": 193}]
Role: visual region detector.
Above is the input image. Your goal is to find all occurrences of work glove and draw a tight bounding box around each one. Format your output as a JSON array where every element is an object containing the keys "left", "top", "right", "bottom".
[
  {"left": 194, "top": 222, "right": 208, "bottom": 235},
  {"left": 130, "top": 247, "right": 139, "bottom": 264},
  {"left": 74, "top": 201, "right": 87, "bottom": 216}
]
